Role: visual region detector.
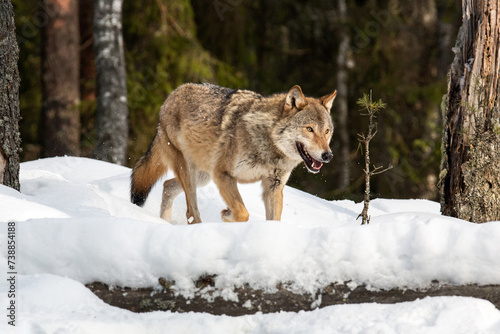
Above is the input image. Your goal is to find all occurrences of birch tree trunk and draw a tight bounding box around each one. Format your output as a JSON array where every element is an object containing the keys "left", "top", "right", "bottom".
[
  {"left": 441, "top": 0, "right": 500, "bottom": 223},
  {"left": 0, "top": 0, "right": 21, "bottom": 191},
  {"left": 92, "top": 0, "right": 128, "bottom": 165},
  {"left": 41, "top": 0, "right": 81, "bottom": 157}
]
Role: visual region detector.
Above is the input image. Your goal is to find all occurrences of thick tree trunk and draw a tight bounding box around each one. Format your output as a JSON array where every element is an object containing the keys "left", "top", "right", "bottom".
[
  {"left": 41, "top": 0, "right": 81, "bottom": 157},
  {"left": 92, "top": 0, "right": 128, "bottom": 165},
  {"left": 441, "top": 0, "right": 500, "bottom": 223},
  {"left": 0, "top": 0, "right": 21, "bottom": 191},
  {"left": 336, "top": 0, "right": 350, "bottom": 191}
]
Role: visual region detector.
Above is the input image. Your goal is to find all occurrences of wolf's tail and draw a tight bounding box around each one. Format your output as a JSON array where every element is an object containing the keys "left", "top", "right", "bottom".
[{"left": 131, "top": 133, "right": 168, "bottom": 206}]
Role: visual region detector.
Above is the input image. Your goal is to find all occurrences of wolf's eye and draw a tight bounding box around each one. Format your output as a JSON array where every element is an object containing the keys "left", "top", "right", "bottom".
[
  {"left": 325, "top": 128, "right": 330, "bottom": 134},
  {"left": 306, "top": 127, "right": 314, "bottom": 133}
]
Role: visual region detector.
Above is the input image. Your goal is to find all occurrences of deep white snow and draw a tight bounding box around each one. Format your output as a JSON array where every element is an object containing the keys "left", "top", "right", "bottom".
[{"left": 1, "top": 156, "right": 500, "bottom": 333}]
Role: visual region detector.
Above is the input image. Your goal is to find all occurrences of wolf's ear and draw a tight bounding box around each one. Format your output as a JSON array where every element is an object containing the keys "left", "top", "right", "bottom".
[
  {"left": 320, "top": 90, "right": 337, "bottom": 112},
  {"left": 284, "top": 85, "right": 307, "bottom": 113}
]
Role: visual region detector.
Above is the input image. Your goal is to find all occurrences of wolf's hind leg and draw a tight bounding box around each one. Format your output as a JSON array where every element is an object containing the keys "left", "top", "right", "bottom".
[
  {"left": 165, "top": 148, "right": 200, "bottom": 224},
  {"left": 160, "top": 178, "right": 183, "bottom": 222},
  {"left": 160, "top": 171, "right": 211, "bottom": 223}
]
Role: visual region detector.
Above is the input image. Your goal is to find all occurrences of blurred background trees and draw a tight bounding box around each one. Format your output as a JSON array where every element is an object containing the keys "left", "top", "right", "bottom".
[{"left": 12, "top": 0, "right": 461, "bottom": 201}]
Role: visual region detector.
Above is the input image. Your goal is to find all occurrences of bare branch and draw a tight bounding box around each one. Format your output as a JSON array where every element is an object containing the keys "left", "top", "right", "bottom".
[{"left": 372, "top": 164, "right": 394, "bottom": 176}]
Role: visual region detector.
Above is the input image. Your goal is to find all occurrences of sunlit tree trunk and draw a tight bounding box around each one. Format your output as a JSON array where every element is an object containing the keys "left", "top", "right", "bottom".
[
  {"left": 0, "top": 0, "right": 21, "bottom": 191},
  {"left": 441, "top": 0, "right": 500, "bottom": 223},
  {"left": 41, "top": 0, "right": 81, "bottom": 157},
  {"left": 92, "top": 0, "right": 128, "bottom": 165}
]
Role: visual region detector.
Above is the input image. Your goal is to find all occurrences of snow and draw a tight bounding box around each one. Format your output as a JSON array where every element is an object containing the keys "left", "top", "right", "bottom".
[{"left": 1, "top": 156, "right": 500, "bottom": 333}]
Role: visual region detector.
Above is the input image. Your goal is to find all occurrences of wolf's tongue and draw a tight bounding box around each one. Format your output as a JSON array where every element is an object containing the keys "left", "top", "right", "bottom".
[{"left": 311, "top": 158, "right": 323, "bottom": 170}]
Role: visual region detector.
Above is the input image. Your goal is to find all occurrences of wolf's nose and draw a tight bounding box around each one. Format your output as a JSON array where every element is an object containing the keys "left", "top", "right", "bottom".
[{"left": 322, "top": 152, "right": 333, "bottom": 163}]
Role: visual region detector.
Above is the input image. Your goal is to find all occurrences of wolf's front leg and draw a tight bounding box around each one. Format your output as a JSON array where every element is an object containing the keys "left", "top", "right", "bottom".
[
  {"left": 213, "top": 170, "right": 249, "bottom": 222},
  {"left": 262, "top": 170, "right": 289, "bottom": 221}
]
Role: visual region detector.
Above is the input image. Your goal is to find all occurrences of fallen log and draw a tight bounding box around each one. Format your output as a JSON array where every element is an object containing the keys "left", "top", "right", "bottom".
[{"left": 86, "top": 277, "right": 500, "bottom": 316}]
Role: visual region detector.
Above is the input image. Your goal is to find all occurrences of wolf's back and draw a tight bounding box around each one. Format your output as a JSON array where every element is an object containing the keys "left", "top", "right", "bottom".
[{"left": 131, "top": 83, "right": 261, "bottom": 207}]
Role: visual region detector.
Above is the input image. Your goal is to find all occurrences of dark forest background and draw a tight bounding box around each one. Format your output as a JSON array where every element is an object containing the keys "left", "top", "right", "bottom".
[{"left": 13, "top": 0, "right": 461, "bottom": 201}]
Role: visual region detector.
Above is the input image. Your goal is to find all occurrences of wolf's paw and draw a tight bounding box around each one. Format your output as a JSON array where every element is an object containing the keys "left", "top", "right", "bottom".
[
  {"left": 221, "top": 208, "right": 249, "bottom": 222},
  {"left": 186, "top": 214, "right": 202, "bottom": 224},
  {"left": 221, "top": 209, "right": 234, "bottom": 222}
]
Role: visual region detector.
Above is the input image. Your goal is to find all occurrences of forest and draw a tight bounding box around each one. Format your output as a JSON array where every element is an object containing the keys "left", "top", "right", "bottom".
[{"left": 12, "top": 0, "right": 462, "bottom": 202}]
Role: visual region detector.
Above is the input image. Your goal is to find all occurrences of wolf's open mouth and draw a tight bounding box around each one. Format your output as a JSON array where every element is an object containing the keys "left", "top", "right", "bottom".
[{"left": 296, "top": 142, "right": 322, "bottom": 173}]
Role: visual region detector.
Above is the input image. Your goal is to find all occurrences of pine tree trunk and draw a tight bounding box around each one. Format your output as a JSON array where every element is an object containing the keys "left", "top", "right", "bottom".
[
  {"left": 79, "top": 0, "right": 96, "bottom": 156},
  {"left": 0, "top": 0, "right": 21, "bottom": 191},
  {"left": 41, "top": 0, "right": 81, "bottom": 157},
  {"left": 92, "top": 0, "right": 128, "bottom": 165},
  {"left": 441, "top": 0, "right": 500, "bottom": 223},
  {"left": 79, "top": 0, "right": 96, "bottom": 102}
]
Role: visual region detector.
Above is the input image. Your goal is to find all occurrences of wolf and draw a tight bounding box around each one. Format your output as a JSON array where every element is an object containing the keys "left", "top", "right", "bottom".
[{"left": 130, "top": 83, "right": 336, "bottom": 224}]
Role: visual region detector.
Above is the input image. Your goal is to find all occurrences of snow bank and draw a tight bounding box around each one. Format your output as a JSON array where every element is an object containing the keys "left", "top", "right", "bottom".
[
  {"left": 1, "top": 157, "right": 500, "bottom": 332},
  {"left": 1, "top": 157, "right": 499, "bottom": 294},
  {"left": 9, "top": 212, "right": 500, "bottom": 294}
]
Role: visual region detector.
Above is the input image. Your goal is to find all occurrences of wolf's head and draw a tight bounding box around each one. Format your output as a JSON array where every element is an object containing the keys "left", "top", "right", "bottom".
[{"left": 273, "top": 85, "right": 336, "bottom": 173}]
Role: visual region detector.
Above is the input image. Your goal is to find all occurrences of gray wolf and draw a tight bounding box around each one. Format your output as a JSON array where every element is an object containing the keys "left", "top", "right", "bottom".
[{"left": 130, "top": 83, "right": 336, "bottom": 223}]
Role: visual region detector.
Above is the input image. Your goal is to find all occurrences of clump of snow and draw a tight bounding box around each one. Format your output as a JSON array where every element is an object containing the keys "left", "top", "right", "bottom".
[{"left": 1, "top": 157, "right": 500, "bottom": 332}]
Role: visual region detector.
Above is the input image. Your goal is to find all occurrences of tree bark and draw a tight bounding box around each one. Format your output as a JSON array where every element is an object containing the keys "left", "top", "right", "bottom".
[
  {"left": 41, "top": 0, "right": 81, "bottom": 157},
  {"left": 336, "top": 0, "right": 350, "bottom": 191},
  {"left": 92, "top": 0, "right": 128, "bottom": 165},
  {"left": 0, "top": 0, "right": 21, "bottom": 191},
  {"left": 441, "top": 0, "right": 500, "bottom": 223}
]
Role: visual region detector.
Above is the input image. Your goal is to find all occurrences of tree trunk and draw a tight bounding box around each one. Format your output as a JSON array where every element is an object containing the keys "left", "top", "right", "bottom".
[
  {"left": 79, "top": 0, "right": 96, "bottom": 102},
  {"left": 79, "top": 0, "right": 96, "bottom": 156},
  {"left": 441, "top": 0, "right": 500, "bottom": 223},
  {"left": 0, "top": 0, "right": 21, "bottom": 191},
  {"left": 41, "top": 0, "right": 81, "bottom": 157},
  {"left": 336, "top": 0, "right": 350, "bottom": 190},
  {"left": 92, "top": 0, "right": 128, "bottom": 165}
]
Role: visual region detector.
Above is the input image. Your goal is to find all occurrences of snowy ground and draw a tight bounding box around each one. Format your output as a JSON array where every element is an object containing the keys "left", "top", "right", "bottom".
[{"left": 1, "top": 156, "right": 500, "bottom": 333}]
